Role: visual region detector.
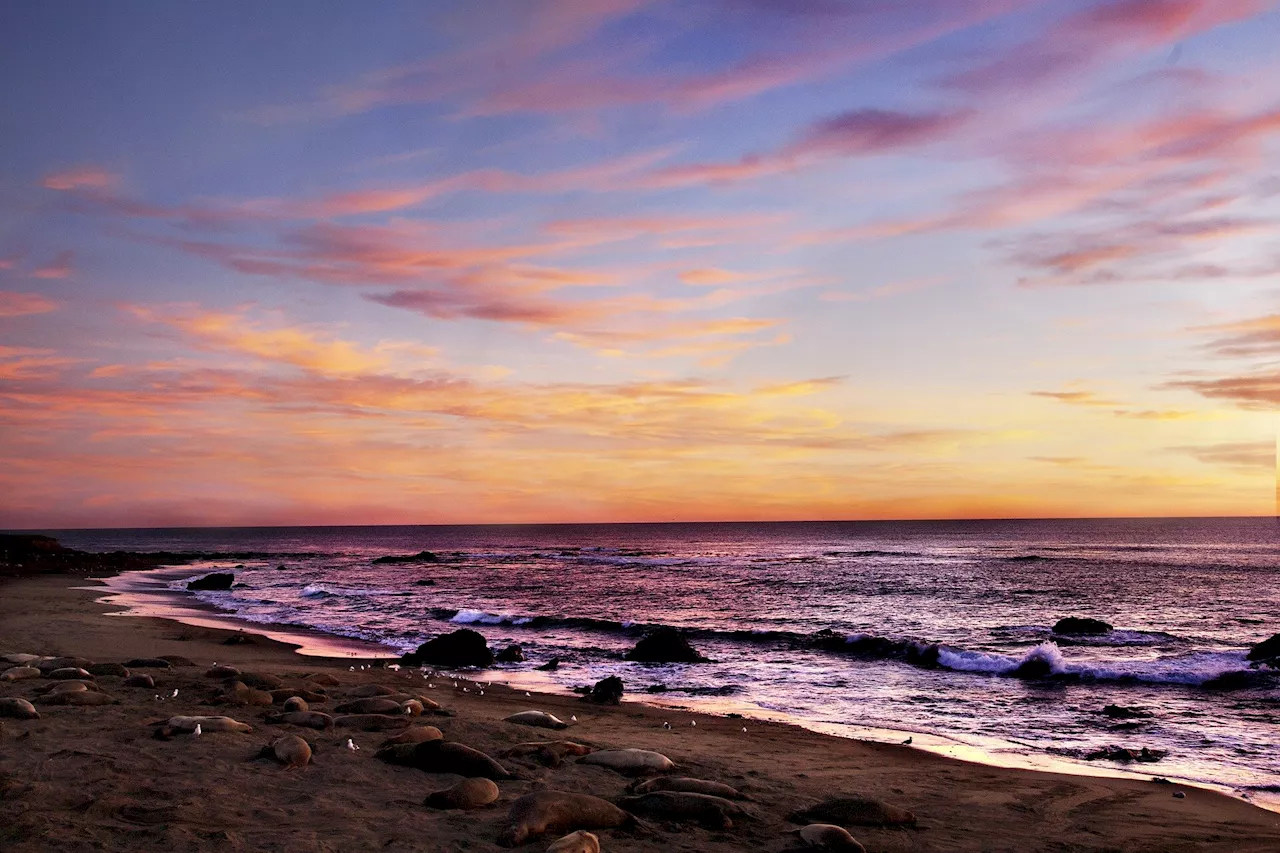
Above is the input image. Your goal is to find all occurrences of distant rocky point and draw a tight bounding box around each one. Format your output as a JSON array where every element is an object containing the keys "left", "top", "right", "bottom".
[{"left": 372, "top": 550, "right": 440, "bottom": 564}]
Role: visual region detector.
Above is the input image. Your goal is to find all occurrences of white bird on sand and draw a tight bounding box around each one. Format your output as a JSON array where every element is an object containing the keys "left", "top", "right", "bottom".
[
  {"left": 193, "top": 724, "right": 202, "bottom": 736},
  {"left": 171, "top": 689, "right": 179, "bottom": 698},
  {"left": 427, "top": 683, "right": 435, "bottom": 689},
  {"left": 453, "top": 682, "right": 458, "bottom": 688},
  {"left": 478, "top": 690, "right": 484, "bottom": 696},
  {"left": 525, "top": 692, "right": 531, "bottom": 697},
  {"left": 691, "top": 720, "right": 696, "bottom": 727},
  {"left": 389, "top": 664, "right": 401, "bottom": 671},
  {"left": 349, "top": 666, "right": 355, "bottom": 671},
  {"left": 663, "top": 722, "right": 671, "bottom": 730},
  {"left": 741, "top": 727, "right": 747, "bottom": 733},
  {"left": 154, "top": 695, "right": 162, "bottom": 701},
  {"left": 347, "top": 738, "right": 359, "bottom": 751},
  {"left": 570, "top": 715, "right": 577, "bottom": 722}
]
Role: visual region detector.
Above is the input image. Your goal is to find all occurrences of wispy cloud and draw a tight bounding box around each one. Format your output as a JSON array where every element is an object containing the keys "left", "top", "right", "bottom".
[{"left": 0, "top": 290, "right": 60, "bottom": 318}]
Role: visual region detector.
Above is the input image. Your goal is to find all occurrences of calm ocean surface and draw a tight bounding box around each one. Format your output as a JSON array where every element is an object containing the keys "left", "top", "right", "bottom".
[{"left": 49, "top": 518, "right": 1280, "bottom": 803}]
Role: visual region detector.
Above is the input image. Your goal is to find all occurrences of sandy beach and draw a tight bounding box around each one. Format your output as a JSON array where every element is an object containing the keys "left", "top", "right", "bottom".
[{"left": 0, "top": 573, "right": 1276, "bottom": 852}]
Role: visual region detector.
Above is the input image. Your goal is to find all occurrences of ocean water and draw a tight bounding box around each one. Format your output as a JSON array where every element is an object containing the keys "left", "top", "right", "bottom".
[{"left": 51, "top": 518, "right": 1280, "bottom": 804}]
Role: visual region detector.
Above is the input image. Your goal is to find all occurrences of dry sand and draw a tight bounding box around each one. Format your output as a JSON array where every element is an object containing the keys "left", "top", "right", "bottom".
[{"left": 1, "top": 574, "right": 1278, "bottom": 852}]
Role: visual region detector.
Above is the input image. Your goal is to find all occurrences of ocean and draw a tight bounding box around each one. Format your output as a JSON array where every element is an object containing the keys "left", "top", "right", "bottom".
[{"left": 49, "top": 518, "right": 1280, "bottom": 806}]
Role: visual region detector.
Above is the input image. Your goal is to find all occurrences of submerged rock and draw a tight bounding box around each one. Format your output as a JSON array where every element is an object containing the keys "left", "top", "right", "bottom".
[
  {"left": 1053, "top": 617, "right": 1112, "bottom": 636},
  {"left": 625, "top": 627, "right": 709, "bottom": 663},
  {"left": 581, "top": 676, "right": 623, "bottom": 705},
  {"left": 1102, "top": 704, "right": 1153, "bottom": 720},
  {"left": 187, "top": 572, "right": 234, "bottom": 591},
  {"left": 401, "top": 629, "right": 494, "bottom": 668},
  {"left": 1085, "top": 745, "right": 1166, "bottom": 763},
  {"left": 496, "top": 645, "right": 525, "bottom": 663},
  {"left": 536, "top": 658, "right": 561, "bottom": 671}
]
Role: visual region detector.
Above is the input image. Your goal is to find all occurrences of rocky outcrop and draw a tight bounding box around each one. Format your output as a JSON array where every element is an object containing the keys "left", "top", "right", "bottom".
[
  {"left": 187, "top": 572, "right": 234, "bottom": 591},
  {"left": 624, "top": 627, "right": 709, "bottom": 663},
  {"left": 496, "top": 645, "right": 525, "bottom": 663},
  {"left": 372, "top": 551, "right": 440, "bottom": 564},
  {"left": 581, "top": 676, "right": 624, "bottom": 705},
  {"left": 1052, "top": 617, "right": 1112, "bottom": 635},
  {"left": 1246, "top": 633, "right": 1280, "bottom": 666},
  {"left": 401, "top": 629, "right": 494, "bottom": 668}
]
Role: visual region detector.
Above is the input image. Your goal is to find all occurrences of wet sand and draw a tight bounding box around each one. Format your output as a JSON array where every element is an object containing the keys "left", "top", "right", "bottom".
[{"left": 2, "top": 574, "right": 1278, "bottom": 852}]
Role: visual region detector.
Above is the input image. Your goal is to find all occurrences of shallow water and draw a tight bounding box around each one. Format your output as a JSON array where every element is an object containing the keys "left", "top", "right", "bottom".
[{"left": 53, "top": 518, "right": 1280, "bottom": 805}]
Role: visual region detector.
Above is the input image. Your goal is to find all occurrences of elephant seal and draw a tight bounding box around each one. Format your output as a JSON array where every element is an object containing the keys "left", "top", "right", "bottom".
[
  {"left": 630, "top": 776, "right": 747, "bottom": 800},
  {"left": 86, "top": 662, "right": 130, "bottom": 677},
  {"left": 37, "top": 680, "right": 99, "bottom": 695},
  {"left": 501, "top": 741, "right": 594, "bottom": 767},
  {"left": 402, "top": 699, "right": 425, "bottom": 716},
  {"left": 0, "top": 698, "right": 40, "bottom": 720},
  {"left": 47, "top": 667, "right": 93, "bottom": 680},
  {"left": 40, "top": 656, "right": 94, "bottom": 672},
  {"left": 335, "top": 697, "right": 402, "bottom": 714},
  {"left": 271, "top": 688, "right": 327, "bottom": 704},
  {"left": 334, "top": 713, "right": 412, "bottom": 731},
  {"left": 37, "top": 690, "right": 116, "bottom": 706},
  {"left": 220, "top": 681, "right": 274, "bottom": 706},
  {"left": 616, "top": 791, "right": 753, "bottom": 829},
  {"left": 283, "top": 696, "right": 309, "bottom": 712},
  {"left": 205, "top": 665, "right": 240, "bottom": 679},
  {"left": 123, "top": 674, "right": 156, "bottom": 688},
  {"left": 545, "top": 831, "right": 600, "bottom": 853},
  {"left": 258, "top": 734, "right": 312, "bottom": 769},
  {"left": 796, "top": 823, "right": 867, "bottom": 851},
  {"left": 424, "top": 777, "right": 501, "bottom": 810},
  {"left": 380, "top": 725, "right": 442, "bottom": 746},
  {"left": 162, "top": 715, "right": 253, "bottom": 733},
  {"left": 1, "top": 666, "right": 43, "bottom": 682},
  {"left": 498, "top": 791, "right": 633, "bottom": 847},
  {"left": 345, "top": 684, "right": 396, "bottom": 698},
  {"left": 578, "top": 748, "right": 674, "bottom": 776},
  {"left": 505, "top": 710, "right": 571, "bottom": 730},
  {"left": 265, "top": 710, "right": 333, "bottom": 730},
  {"left": 238, "top": 672, "right": 284, "bottom": 690},
  {"left": 788, "top": 796, "right": 916, "bottom": 827},
  {"left": 157, "top": 654, "right": 196, "bottom": 667},
  {"left": 2, "top": 653, "right": 42, "bottom": 665},
  {"left": 542, "top": 829, "right": 596, "bottom": 850},
  {"left": 376, "top": 740, "right": 513, "bottom": 779},
  {"left": 305, "top": 672, "right": 341, "bottom": 687},
  {"left": 123, "top": 658, "right": 172, "bottom": 669}
]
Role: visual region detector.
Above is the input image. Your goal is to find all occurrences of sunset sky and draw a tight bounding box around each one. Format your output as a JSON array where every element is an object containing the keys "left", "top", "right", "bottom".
[{"left": 2, "top": 0, "right": 1279, "bottom": 529}]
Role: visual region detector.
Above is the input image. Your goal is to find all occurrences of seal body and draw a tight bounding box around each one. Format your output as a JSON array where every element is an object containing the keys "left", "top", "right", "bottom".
[
  {"left": 306, "top": 672, "right": 341, "bottom": 687},
  {"left": 47, "top": 667, "right": 93, "bottom": 680},
  {"left": 271, "top": 688, "right": 327, "bottom": 704},
  {"left": 334, "top": 697, "right": 402, "bottom": 714},
  {"left": 165, "top": 715, "right": 253, "bottom": 733},
  {"left": 504, "top": 710, "right": 570, "bottom": 730},
  {"left": 0, "top": 697, "right": 40, "bottom": 719},
  {"left": 630, "top": 776, "right": 746, "bottom": 799},
  {"left": 265, "top": 710, "right": 333, "bottom": 730},
  {"left": 282, "top": 696, "right": 309, "bottom": 712},
  {"left": 334, "top": 713, "right": 412, "bottom": 731},
  {"left": 345, "top": 684, "right": 396, "bottom": 697},
  {"left": 37, "top": 690, "right": 115, "bottom": 706},
  {"left": 268, "top": 734, "right": 312, "bottom": 769},
  {"left": 578, "top": 748, "right": 674, "bottom": 776},
  {"left": 616, "top": 791, "right": 750, "bottom": 829},
  {"left": 798, "top": 823, "right": 867, "bottom": 851},
  {"left": 546, "top": 830, "right": 601, "bottom": 853},
  {"left": 221, "top": 681, "right": 273, "bottom": 706},
  {"left": 380, "top": 725, "right": 442, "bottom": 746},
  {"left": 424, "top": 777, "right": 500, "bottom": 809},
  {"left": 376, "top": 740, "right": 512, "bottom": 779},
  {"left": 789, "top": 796, "right": 916, "bottom": 827},
  {"left": 498, "top": 791, "right": 632, "bottom": 847},
  {"left": 0, "top": 666, "right": 41, "bottom": 682},
  {"left": 502, "top": 741, "right": 594, "bottom": 766},
  {"left": 123, "top": 674, "right": 156, "bottom": 688}
]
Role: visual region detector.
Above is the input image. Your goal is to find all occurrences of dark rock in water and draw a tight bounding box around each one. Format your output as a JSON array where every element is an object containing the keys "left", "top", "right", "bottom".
[
  {"left": 1202, "top": 670, "right": 1277, "bottom": 691},
  {"left": 625, "top": 627, "right": 709, "bottom": 663},
  {"left": 187, "top": 572, "right": 234, "bottom": 591},
  {"left": 809, "top": 629, "right": 940, "bottom": 668},
  {"left": 413, "top": 578, "right": 436, "bottom": 586},
  {"left": 645, "top": 684, "right": 668, "bottom": 693},
  {"left": 1246, "top": 633, "right": 1280, "bottom": 665},
  {"left": 495, "top": 645, "right": 525, "bottom": 663},
  {"left": 401, "top": 629, "right": 494, "bottom": 668},
  {"left": 1010, "top": 656, "right": 1054, "bottom": 679},
  {"left": 1053, "top": 617, "right": 1112, "bottom": 635},
  {"left": 372, "top": 550, "right": 440, "bottom": 564},
  {"left": 536, "top": 657, "right": 561, "bottom": 671},
  {"left": 582, "top": 675, "right": 623, "bottom": 705},
  {"left": 1085, "top": 745, "right": 1166, "bottom": 763},
  {"left": 1102, "top": 704, "right": 1154, "bottom": 719}
]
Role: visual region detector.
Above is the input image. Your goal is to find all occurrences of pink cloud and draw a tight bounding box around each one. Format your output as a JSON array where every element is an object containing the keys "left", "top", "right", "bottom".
[
  {"left": 30, "top": 250, "right": 74, "bottom": 280},
  {"left": 41, "top": 167, "right": 118, "bottom": 191},
  {"left": 0, "top": 290, "right": 60, "bottom": 318}
]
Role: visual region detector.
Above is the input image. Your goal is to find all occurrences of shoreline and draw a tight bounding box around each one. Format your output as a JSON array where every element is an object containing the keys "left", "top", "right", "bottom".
[
  {"left": 3, "top": 571, "right": 1279, "bottom": 851},
  {"left": 91, "top": 565, "right": 1280, "bottom": 812}
]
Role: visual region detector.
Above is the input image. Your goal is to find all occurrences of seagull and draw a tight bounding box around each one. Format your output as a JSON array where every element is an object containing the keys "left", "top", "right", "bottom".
[
  {"left": 525, "top": 692, "right": 531, "bottom": 697},
  {"left": 154, "top": 694, "right": 162, "bottom": 701},
  {"left": 193, "top": 724, "right": 202, "bottom": 736},
  {"left": 570, "top": 715, "right": 577, "bottom": 723},
  {"left": 902, "top": 737, "right": 913, "bottom": 745},
  {"left": 349, "top": 666, "right": 355, "bottom": 671},
  {"left": 389, "top": 664, "right": 401, "bottom": 671},
  {"left": 171, "top": 689, "right": 179, "bottom": 698},
  {"left": 663, "top": 722, "right": 671, "bottom": 730},
  {"left": 463, "top": 687, "right": 470, "bottom": 693},
  {"left": 478, "top": 690, "right": 484, "bottom": 696},
  {"left": 347, "top": 738, "right": 359, "bottom": 751},
  {"left": 427, "top": 683, "right": 435, "bottom": 689},
  {"left": 453, "top": 682, "right": 458, "bottom": 688},
  {"left": 691, "top": 720, "right": 696, "bottom": 727},
  {"left": 741, "top": 727, "right": 747, "bottom": 733}
]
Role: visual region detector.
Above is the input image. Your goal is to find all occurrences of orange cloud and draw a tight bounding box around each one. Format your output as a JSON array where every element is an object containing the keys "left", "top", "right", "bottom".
[
  {"left": 31, "top": 250, "right": 74, "bottom": 280},
  {"left": 0, "top": 290, "right": 59, "bottom": 317},
  {"left": 41, "top": 167, "right": 118, "bottom": 191}
]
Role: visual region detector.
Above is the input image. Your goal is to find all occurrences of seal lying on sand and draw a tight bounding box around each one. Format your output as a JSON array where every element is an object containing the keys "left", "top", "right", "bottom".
[
  {"left": 375, "top": 740, "right": 514, "bottom": 779},
  {"left": 33, "top": 679, "right": 100, "bottom": 694},
  {"left": 205, "top": 665, "right": 240, "bottom": 679},
  {"left": 504, "top": 710, "right": 571, "bottom": 730},
  {"left": 2, "top": 653, "right": 43, "bottom": 665},
  {"left": 788, "top": 796, "right": 917, "bottom": 827},
  {"left": 0, "top": 666, "right": 41, "bottom": 682},
  {"left": 795, "top": 823, "right": 867, "bottom": 851},
  {"left": 546, "top": 830, "right": 601, "bottom": 853},
  {"left": 47, "top": 667, "right": 93, "bottom": 680},
  {"left": 334, "top": 697, "right": 403, "bottom": 714},
  {"left": 501, "top": 741, "right": 594, "bottom": 766},
  {"left": 380, "top": 725, "right": 442, "bottom": 746},
  {"left": 160, "top": 715, "right": 253, "bottom": 734},
  {"left": 86, "top": 662, "right": 130, "bottom": 677},
  {"left": 578, "top": 748, "right": 674, "bottom": 776},
  {"left": 271, "top": 688, "right": 326, "bottom": 704},
  {"left": 220, "top": 681, "right": 273, "bottom": 706},
  {"left": 123, "top": 674, "right": 155, "bottom": 688},
  {"left": 37, "top": 690, "right": 116, "bottom": 706},
  {"left": 345, "top": 684, "right": 396, "bottom": 698},
  {"left": 424, "top": 777, "right": 500, "bottom": 809},
  {"left": 305, "top": 672, "right": 341, "bottom": 687},
  {"left": 264, "top": 710, "right": 334, "bottom": 730},
  {"left": 282, "top": 696, "right": 309, "bottom": 712},
  {"left": 0, "top": 698, "right": 40, "bottom": 719},
  {"left": 616, "top": 791, "right": 754, "bottom": 829},
  {"left": 333, "top": 713, "right": 412, "bottom": 731},
  {"left": 256, "top": 734, "right": 312, "bottom": 769},
  {"left": 498, "top": 791, "right": 634, "bottom": 847},
  {"left": 629, "top": 776, "right": 747, "bottom": 799}
]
